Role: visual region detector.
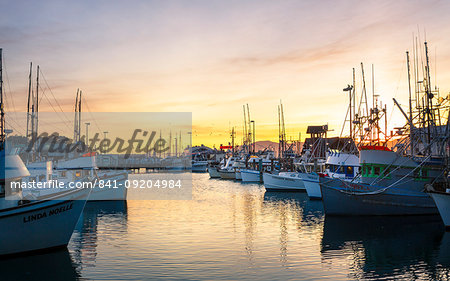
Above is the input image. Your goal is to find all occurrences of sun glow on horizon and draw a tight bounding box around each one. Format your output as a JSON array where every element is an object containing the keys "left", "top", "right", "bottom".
[{"left": 2, "top": 1, "right": 450, "bottom": 149}]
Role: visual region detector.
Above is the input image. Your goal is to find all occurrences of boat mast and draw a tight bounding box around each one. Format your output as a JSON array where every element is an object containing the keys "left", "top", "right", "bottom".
[
  {"left": 26, "top": 62, "right": 32, "bottom": 138},
  {"left": 359, "top": 63, "right": 369, "bottom": 144},
  {"left": 281, "top": 101, "right": 286, "bottom": 157},
  {"left": 78, "top": 90, "right": 82, "bottom": 143},
  {"left": 0, "top": 49, "right": 4, "bottom": 148},
  {"left": 74, "top": 89, "right": 79, "bottom": 142},
  {"left": 424, "top": 42, "right": 434, "bottom": 150},
  {"left": 243, "top": 105, "right": 248, "bottom": 154},
  {"left": 246, "top": 104, "right": 251, "bottom": 153},
  {"left": 351, "top": 67, "right": 355, "bottom": 139},
  {"left": 406, "top": 51, "right": 414, "bottom": 156},
  {"left": 231, "top": 127, "right": 235, "bottom": 155},
  {"left": 35, "top": 65, "right": 39, "bottom": 139},
  {"left": 278, "top": 104, "right": 281, "bottom": 158},
  {"left": 169, "top": 130, "right": 172, "bottom": 156}
]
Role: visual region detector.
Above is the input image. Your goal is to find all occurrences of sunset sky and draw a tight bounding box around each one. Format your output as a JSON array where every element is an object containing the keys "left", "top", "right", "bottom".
[{"left": 2, "top": 0, "right": 450, "bottom": 148}]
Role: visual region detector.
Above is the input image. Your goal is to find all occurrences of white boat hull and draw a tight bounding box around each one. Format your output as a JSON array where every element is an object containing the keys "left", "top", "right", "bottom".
[
  {"left": 219, "top": 170, "right": 236, "bottom": 180},
  {"left": 208, "top": 167, "right": 221, "bottom": 178},
  {"left": 0, "top": 188, "right": 90, "bottom": 256},
  {"left": 263, "top": 172, "right": 305, "bottom": 191},
  {"left": 192, "top": 161, "right": 208, "bottom": 172},
  {"left": 430, "top": 192, "right": 450, "bottom": 229},
  {"left": 298, "top": 173, "right": 321, "bottom": 199},
  {"left": 89, "top": 171, "right": 128, "bottom": 201},
  {"left": 241, "top": 169, "right": 261, "bottom": 182},
  {"left": 192, "top": 164, "right": 208, "bottom": 172}
]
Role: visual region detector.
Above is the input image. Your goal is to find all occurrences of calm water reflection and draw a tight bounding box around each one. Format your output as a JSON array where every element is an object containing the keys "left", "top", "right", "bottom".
[
  {"left": 0, "top": 249, "right": 79, "bottom": 280},
  {"left": 1, "top": 173, "right": 449, "bottom": 280},
  {"left": 322, "top": 216, "right": 449, "bottom": 280}
]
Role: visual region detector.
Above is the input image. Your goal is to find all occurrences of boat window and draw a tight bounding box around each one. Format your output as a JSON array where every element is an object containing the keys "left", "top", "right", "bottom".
[
  {"left": 75, "top": 170, "right": 82, "bottom": 177},
  {"left": 346, "top": 166, "right": 353, "bottom": 176},
  {"left": 374, "top": 166, "right": 380, "bottom": 176},
  {"left": 60, "top": 171, "right": 67, "bottom": 178},
  {"left": 84, "top": 170, "right": 90, "bottom": 176},
  {"left": 339, "top": 166, "right": 345, "bottom": 173}
]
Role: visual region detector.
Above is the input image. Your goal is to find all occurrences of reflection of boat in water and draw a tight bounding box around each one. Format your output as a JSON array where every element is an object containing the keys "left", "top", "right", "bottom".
[
  {"left": 0, "top": 249, "right": 79, "bottom": 280},
  {"left": 321, "top": 215, "right": 447, "bottom": 279},
  {"left": 437, "top": 232, "right": 450, "bottom": 267},
  {"left": 84, "top": 200, "right": 128, "bottom": 215},
  {"left": 70, "top": 201, "right": 128, "bottom": 270},
  {"left": 263, "top": 191, "right": 324, "bottom": 222}
]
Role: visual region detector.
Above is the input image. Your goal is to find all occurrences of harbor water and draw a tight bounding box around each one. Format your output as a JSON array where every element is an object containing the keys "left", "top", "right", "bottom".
[{"left": 2, "top": 172, "right": 449, "bottom": 280}]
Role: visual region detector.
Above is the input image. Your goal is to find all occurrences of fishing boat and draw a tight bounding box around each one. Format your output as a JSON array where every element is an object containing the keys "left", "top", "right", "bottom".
[
  {"left": 300, "top": 79, "right": 360, "bottom": 200},
  {"left": 264, "top": 125, "right": 328, "bottom": 192},
  {"left": 208, "top": 164, "right": 221, "bottom": 178},
  {"left": 218, "top": 156, "right": 237, "bottom": 180},
  {"left": 0, "top": 153, "right": 91, "bottom": 256},
  {"left": 241, "top": 152, "right": 275, "bottom": 183},
  {"left": 321, "top": 43, "right": 449, "bottom": 216},
  {"left": 263, "top": 171, "right": 305, "bottom": 190},
  {"left": 191, "top": 145, "right": 216, "bottom": 173},
  {"left": 191, "top": 152, "right": 208, "bottom": 172},
  {"left": 320, "top": 146, "right": 442, "bottom": 215},
  {"left": 303, "top": 151, "right": 359, "bottom": 199},
  {"left": 0, "top": 49, "right": 90, "bottom": 256}
]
